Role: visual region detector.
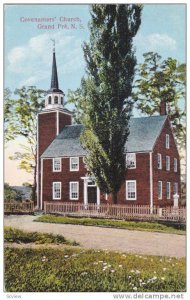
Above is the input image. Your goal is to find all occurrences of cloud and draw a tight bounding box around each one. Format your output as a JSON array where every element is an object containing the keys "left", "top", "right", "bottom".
[
  {"left": 8, "top": 47, "right": 26, "bottom": 68},
  {"left": 7, "top": 31, "right": 85, "bottom": 86},
  {"left": 134, "top": 33, "right": 177, "bottom": 52},
  {"left": 20, "top": 76, "right": 38, "bottom": 86}
]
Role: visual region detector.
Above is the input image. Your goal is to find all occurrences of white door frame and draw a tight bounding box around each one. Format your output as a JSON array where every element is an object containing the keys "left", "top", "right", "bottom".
[{"left": 81, "top": 177, "right": 100, "bottom": 205}]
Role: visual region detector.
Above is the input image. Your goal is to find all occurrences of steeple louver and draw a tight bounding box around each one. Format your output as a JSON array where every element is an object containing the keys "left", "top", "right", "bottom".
[{"left": 45, "top": 45, "right": 65, "bottom": 109}]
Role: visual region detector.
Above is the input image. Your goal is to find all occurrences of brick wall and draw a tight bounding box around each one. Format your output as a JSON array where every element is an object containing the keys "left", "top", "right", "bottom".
[
  {"left": 38, "top": 112, "right": 57, "bottom": 157},
  {"left": 153, "top": 118, "right": 181, "bottom": 206},
  {"left": 42, "top": 157, "right": 86, "bottom": 206},
  {"left": 38, "top": 111, "right": 72, "bottom": 157},
  {"left": 59, "top": 111, "right": 72, "bottom": 133},
  {"left": 39, "top": 115, "right": 181, "bottom": 208},
  {"left": 37, "top": 110, "right": 72, "bottom": 208},
  {"left": 42, "top": 152, "right": 151, "bottom": 206},
  {"left": 117, "top": 152, "right": 150, "bottom": 205}
]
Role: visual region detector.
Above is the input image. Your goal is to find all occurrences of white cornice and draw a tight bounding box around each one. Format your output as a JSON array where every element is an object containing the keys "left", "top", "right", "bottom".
[{"left": 38, "top": 108, "right": 72, "bottom": 116}]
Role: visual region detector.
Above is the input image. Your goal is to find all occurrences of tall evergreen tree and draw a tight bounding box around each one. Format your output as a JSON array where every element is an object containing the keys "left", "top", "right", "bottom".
[{"left": 69, "top": 4, "right": 142, "bottom": 203}]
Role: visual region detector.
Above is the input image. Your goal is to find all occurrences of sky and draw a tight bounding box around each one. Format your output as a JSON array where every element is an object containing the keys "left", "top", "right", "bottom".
[{"left": 4, "top": 3, "right": 186, "bottom": 185}]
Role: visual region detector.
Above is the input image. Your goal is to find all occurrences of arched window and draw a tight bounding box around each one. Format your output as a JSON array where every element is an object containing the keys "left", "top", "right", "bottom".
[
  {"left": 48, "top": 96, "right": 51, "bottom": 104},
  {"left": 61, "top": 97, "right": 63, "bottom": 105},
  {"left": 54, "top": 96, "right": 58, "bottom": 104}
]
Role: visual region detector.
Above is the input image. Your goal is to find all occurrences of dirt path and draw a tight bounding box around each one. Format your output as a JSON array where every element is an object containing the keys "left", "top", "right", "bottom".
[
  {"left": 4, "top": 242, "right": 80, "bottom": 250},
  {"left": 4, "top": 215, "right": 186, "bottom": 258}
]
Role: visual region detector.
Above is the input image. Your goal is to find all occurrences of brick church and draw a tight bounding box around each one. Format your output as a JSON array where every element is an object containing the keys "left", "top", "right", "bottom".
[{"left": 37, "top": 49, "right": 181, "bottom": 210}]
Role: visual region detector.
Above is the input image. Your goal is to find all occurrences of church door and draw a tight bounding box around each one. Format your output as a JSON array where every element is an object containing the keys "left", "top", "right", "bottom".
[{"left": 87, "top": 186, "right": 97, "bottom": 204}]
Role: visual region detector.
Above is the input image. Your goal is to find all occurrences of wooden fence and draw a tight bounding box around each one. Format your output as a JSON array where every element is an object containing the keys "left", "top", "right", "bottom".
[
  {"left": 4, "top": 201, "right": 34, "bottom": 213},
  {"left": 161, "top": 207, "right": 186, "bottom": 222},
  {"left": 44, "top": 202, "right": 186, "bottom": 222}
]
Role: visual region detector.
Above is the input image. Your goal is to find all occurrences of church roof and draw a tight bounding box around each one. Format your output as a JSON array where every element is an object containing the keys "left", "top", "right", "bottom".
[
  {"left": 124, "top": 115, "right": 167, "bottom": 153},
  {"left": 41, "top": 115, "right": 167, "bottom": 158}
]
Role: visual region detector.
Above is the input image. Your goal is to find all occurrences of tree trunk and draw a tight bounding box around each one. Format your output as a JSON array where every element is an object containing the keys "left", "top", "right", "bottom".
[
  {"left": 32, "top": 153, "right": 37, "bottom": 206},
  {"left": 33, "top": 169, "right": 36, "bottom": 203},
  {"left": 110, "top": 192, "right": 117, "bottom": 204}
]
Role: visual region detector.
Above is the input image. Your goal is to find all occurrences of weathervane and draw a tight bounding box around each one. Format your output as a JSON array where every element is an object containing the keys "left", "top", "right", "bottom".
[{"left": 51, "top": 38, "right": 55, "bottom": 52}]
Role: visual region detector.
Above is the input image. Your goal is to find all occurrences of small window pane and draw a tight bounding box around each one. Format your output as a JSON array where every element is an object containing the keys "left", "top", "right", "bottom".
[
  {"left": 166, "top": 134, "right": 170, "bottom": 149},
  {"left": 167, "top": 182, "right": 171, "bottom": 199},
  {"left": 70, "top": 157, "right": 79, "bottom": 171},
  {"left": 157, "top": 154, "right": 162, "bottom": 169},
  {"left": 126, "top": 153, "right": 136, "bottom": 169},
  {"left": 48, "top": 96, "right": 51, "bottom": 104},
  {"left": 70, "top": 182, "right": 79, "bottom": 200},
  {"left": 53, "top": 158, "right": 61, "bottom": 171},
  {"left": 53, "top": 182, "right": 61, "bottom": 199},
  {"left": 126, "top": 181, "right": 136, "bottom": 200},
  {"left": 166, "top": 156, "right": 170, "bottom": 171},
  {"left": 174, "top": 158, "right": 177, "bottom": 172},
  {"left": 158, "top": 181, "right": 162, "bottom": 199}
]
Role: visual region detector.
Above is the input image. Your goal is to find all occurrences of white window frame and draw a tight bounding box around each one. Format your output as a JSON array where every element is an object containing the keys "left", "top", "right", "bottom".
[
  {"left": 174, "top": 158, "right": 177, "bottom": 172},
  {"left": 70, "top": 182, "right": 79, "bottom": 200},
  {"left": 126, "top": 153, "right": 136, "bottom": 169},
  {"left": 126, "top": 180, "right": 137, "bottom": 201},
  {"left": 70, "top": 157, "right": 79, "bottom": 171},
  {"left": 167, "top": 182, "right": 171, "bottom": 199},
  {"left": 166, "top": 134, "right": 170, "bottom": 149},
  {"left": 53, "top": 158, "right": 61, "bottom": 172},
  {"left": 157, "top": 153, "right": 162, "bottom": 169},
  {"left": 158, "top": 181, "right": 162, "bottom": 200},
  {"left": 53, "top": 182, "right": 61, "bottom": 200},
  {"left": 166, "top": 156, "right": 170, "bottom": 171}
]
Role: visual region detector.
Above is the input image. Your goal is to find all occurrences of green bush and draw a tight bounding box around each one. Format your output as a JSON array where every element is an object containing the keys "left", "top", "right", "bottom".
[
  {"left": 4, "top": 183, "right": 23, "bottom": 202},
  {"left": 4, "top": 226, "right": 79, "bottom": 246},
  {"left": 35, "top": 215, "right": 186, "bottom": 235},
  {"left": 4, "top": 247, "right": 186, "bottom": 292}
]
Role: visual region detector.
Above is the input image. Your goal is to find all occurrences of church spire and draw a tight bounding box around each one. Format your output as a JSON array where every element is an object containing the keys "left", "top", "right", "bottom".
[
  {"left": 44, "top": 40, "right": 65, "bottom": 109},
  {"left": 50, "top": 40, "right": 59, "bottom": 90}
]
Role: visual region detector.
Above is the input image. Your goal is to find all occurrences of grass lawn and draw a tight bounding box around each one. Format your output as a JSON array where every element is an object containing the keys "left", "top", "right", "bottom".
[
  {"left": 35, "top": 215, "right": 186, "bottom": 235},
  {"left": 4, "top": 226, "right": 79, "bottom": 246},
  {"left": 4, "top": 247, "right": 185, "bottom": 292}
]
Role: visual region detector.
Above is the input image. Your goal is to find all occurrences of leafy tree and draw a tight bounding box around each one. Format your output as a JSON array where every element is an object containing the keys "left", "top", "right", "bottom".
[
  {"left": 4, "top": 86, "right": 45, "bottom": 202},
  {"left": 22, "top": 182, "right": 33, "bottom": 188},
  {"left": 4, "top": 88, "right": 13, "bottom": 140},
  {"left": 132, "top": 52, "right": 186, "bottom": 149},
  {"left": 69, "top": 4, "right": 142, "bottom": 203},
  {"left": 4, "top": 183, "right": 22, "bottom": 202}
]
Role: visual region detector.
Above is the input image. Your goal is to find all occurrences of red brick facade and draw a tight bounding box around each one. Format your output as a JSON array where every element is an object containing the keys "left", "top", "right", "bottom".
[
  {"left": 152, "top": 118, "right": 180, "bottom": 207},
  {"left": 37, "top": 110, "right": 72, "bottom": 207},
  {"left": 117, "top": 152, "right": 150, "bottom": 205},
  {"left": 38, "top": 113, "right": 180, "bottom": 208},
  {"left": 42, "top": 157, "right": 86, "bottom": 204},
  {"left": 38, "top": 110, "right": 72, "bottom": 157}
]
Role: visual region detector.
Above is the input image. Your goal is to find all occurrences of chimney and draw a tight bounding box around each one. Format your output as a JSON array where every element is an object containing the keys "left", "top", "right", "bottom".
[{"left": 160, "top": 100, "right": 167, "bottom": 115}]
